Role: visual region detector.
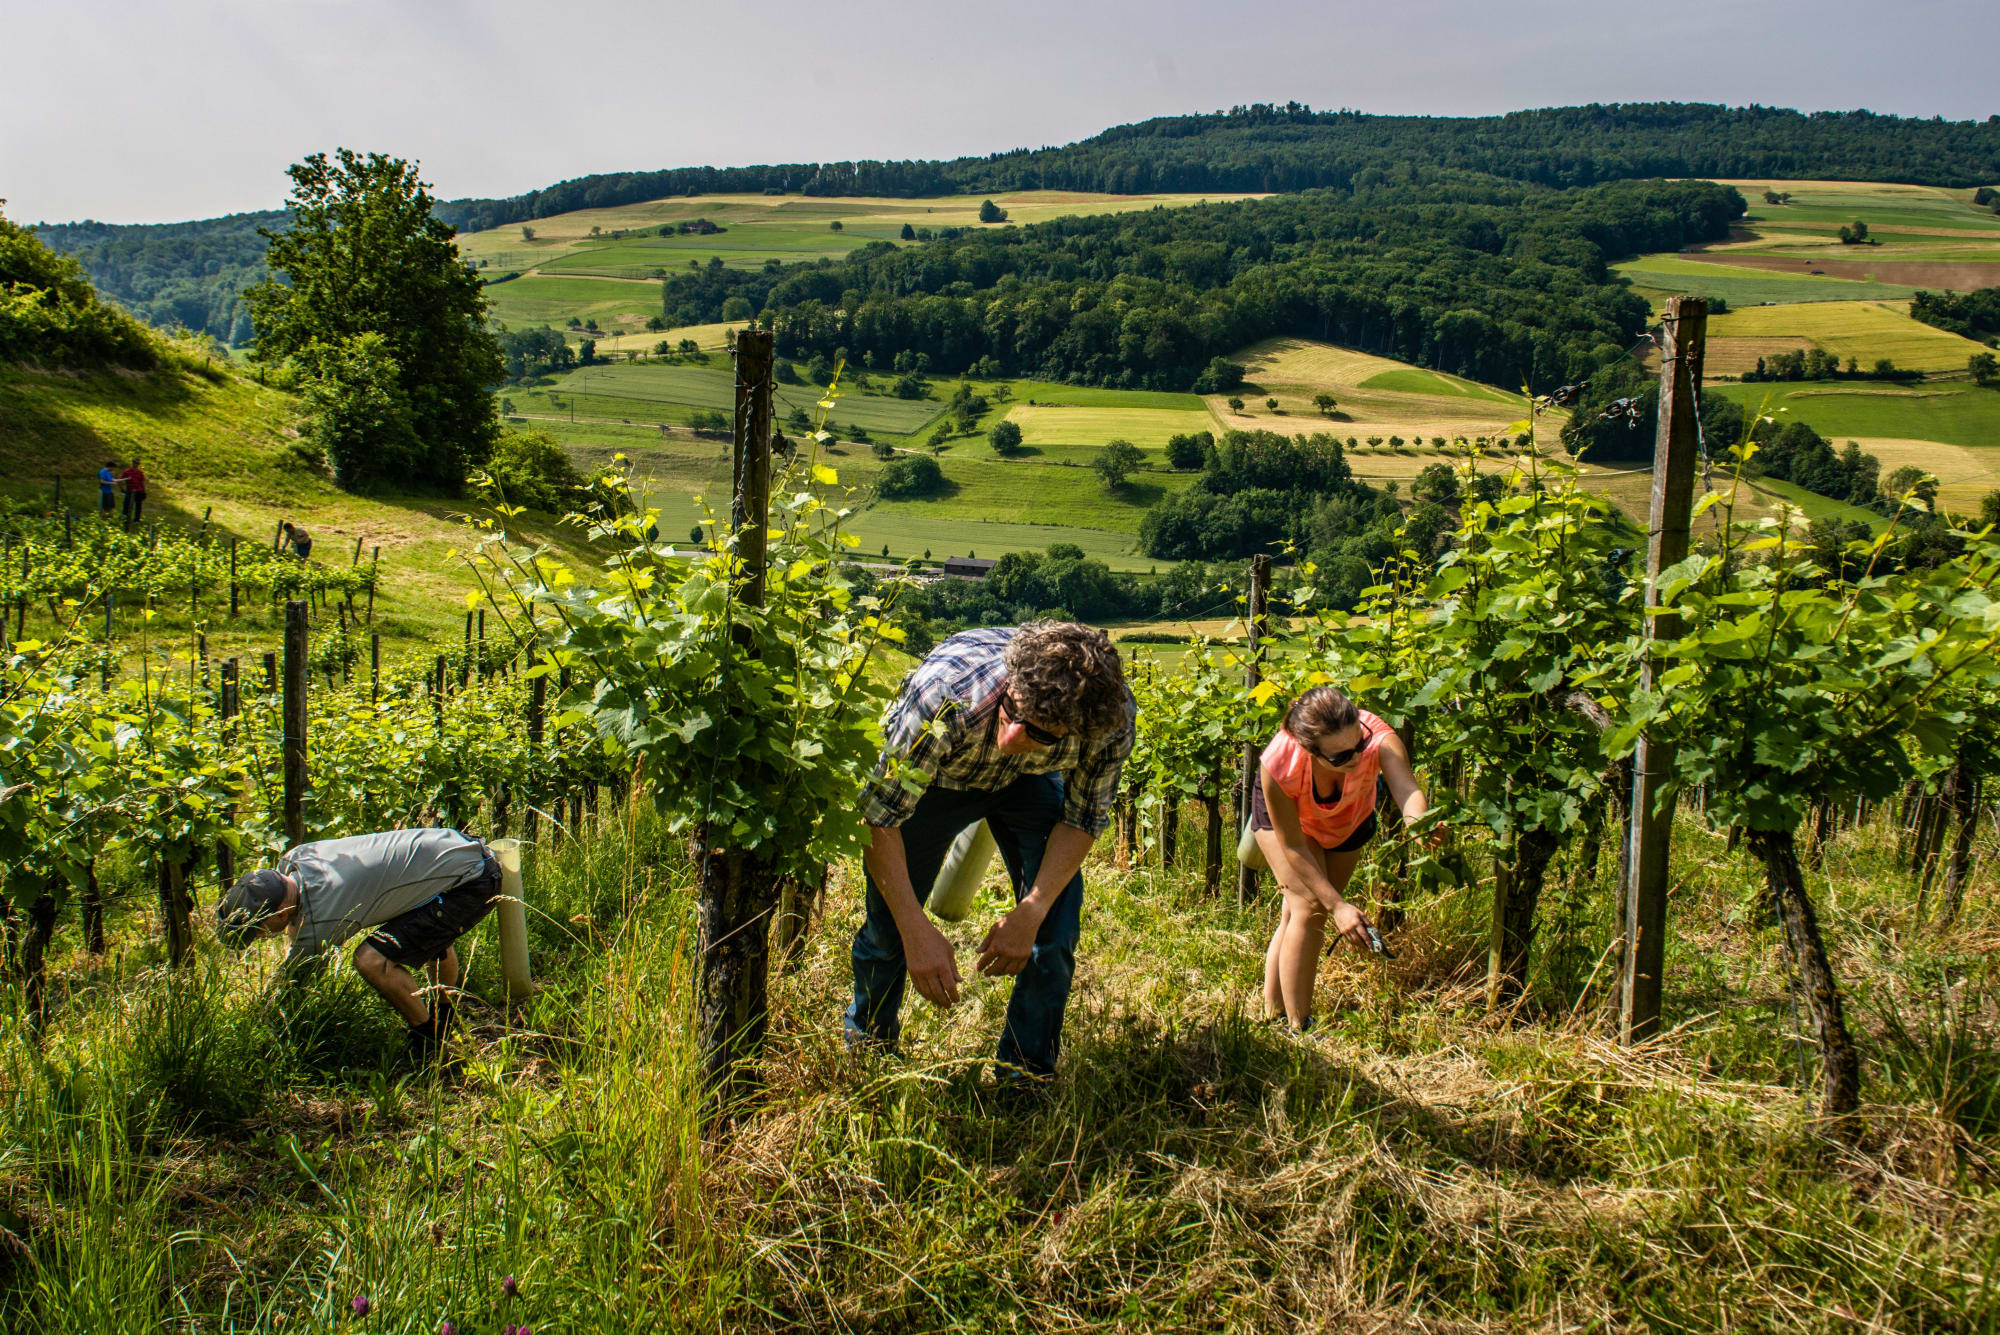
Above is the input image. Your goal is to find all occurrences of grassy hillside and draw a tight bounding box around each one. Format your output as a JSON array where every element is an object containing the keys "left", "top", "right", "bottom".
[
  {"left": 14, "top": 786, "right": 1995, "bottom": 1330},
  {"left": 0, "top": 362, "right": 592, "bottom": 658}
]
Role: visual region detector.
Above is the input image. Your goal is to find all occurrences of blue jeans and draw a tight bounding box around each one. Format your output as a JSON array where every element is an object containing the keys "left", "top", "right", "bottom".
[{"left": 846, "top": 772, "right": 1085, "bottom": 1078}]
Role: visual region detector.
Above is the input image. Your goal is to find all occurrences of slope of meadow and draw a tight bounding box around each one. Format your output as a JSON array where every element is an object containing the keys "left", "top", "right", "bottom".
[{"left": 0, "top": 362, "right": 590, "bottom": 653}]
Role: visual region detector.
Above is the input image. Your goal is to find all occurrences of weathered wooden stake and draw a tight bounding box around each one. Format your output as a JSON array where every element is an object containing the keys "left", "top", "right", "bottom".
[
  {"left": 370, "top": 632, "right": 381, "bottom": 706},
  {"left": 282, "top": 600, "right": 308, "bottom": 848},
  {"left": 217, "top": 659, "right": 239, "bottom": 889},
  {"left": 699, "top": 327, "right": 776, "bottom": 1106},
  {"left": 1236, "top": 553, "right": 1271, "bottom": 907},
  {"left": 229, "top": 537, "right": 240, "bottom": 618},
  {"left": 1620, "top": 295, "right": 1705, "bottom": 1045},
  {"left": 526, "top": 651, "right": 545, "bottom": 841}
]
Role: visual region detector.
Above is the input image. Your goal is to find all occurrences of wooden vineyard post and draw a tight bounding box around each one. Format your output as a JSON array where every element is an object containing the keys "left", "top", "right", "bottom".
[
  {"left": 1236, "top": 553, "right": 1271, "bottom": 907},
  {"left": 461, "top": 611, "right": 473, "bottom": 689},
  {"left": 338, "top": 603, "right": 351, "bottom": 686},
  {"left": 699, "top": 326, "right": 776, "bottom": 1106},
  {"left": 216, "top": 659, "right": 239, "bottom": 889},
  {"left": 229, "top": 537, "right": 239, "bottom": 618},
  {"left": 367, "top": 546, "right": 378, "bottom": 623},
  {"left": 159, "top": 859, "right": 194, "bottom": 967},
  {"left": 283, "top": 600, "right": 308, "bottom": 848},
  {"left": 370, "top": 632, "right": 381, "bottom": 706},
  {"left": 1620, "top": 295, "right": 1705, "bottom": 1046},
  {"left": 262, "top": 650, "right": 277, "bottom": 694},
  {"left": 433, "top": 654, "right": 447, "bottom": 736}
]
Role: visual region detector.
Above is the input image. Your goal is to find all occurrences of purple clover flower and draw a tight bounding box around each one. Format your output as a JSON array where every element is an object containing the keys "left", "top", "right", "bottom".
[
  {"left": 501, "top": 1274, "right": 519, "bottom": 1299},
  {"left": 350, "top": 1294, "right": 370, "bottom": 1318}
]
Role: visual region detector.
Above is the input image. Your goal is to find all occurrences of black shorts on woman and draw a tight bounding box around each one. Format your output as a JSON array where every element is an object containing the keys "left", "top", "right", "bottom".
[{"left": 1248, "top": 774, "right": 1379, "bottom": 853}]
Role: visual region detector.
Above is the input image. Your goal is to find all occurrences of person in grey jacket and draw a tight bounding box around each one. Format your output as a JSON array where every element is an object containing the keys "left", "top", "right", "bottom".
[{"left": 218, "top": 828, "right": 501, "bottom": 1061}]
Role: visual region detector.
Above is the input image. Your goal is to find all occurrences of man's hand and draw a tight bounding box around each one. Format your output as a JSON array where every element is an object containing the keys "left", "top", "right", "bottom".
[
  {"left": 976, "top": 901, "right": 1047, "bottom": 976},
  {"left": 1329, "top": 899, "right": 1373, "bottom": 952},
  {"left": 902, "top": 918, "right": 962, "bottom": 1009}
]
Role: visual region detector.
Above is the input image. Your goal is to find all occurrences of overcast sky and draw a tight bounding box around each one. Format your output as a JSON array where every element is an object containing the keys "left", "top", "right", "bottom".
[{"left": 7, "top": 0, "right": 1996, "bottom": 225}]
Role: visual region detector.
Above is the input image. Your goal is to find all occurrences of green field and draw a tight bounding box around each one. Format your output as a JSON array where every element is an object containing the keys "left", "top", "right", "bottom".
[
  {"left": 1711, "top": 382, "right": 2000, "bottom": 449},
  {"left": 1614, "top": 256, "right": 1919, "bottom": 307},
  {"left": 1354, "top": 367, "right": 1518, "bottom": 402},
  {"left": 482, "top": 274, "right": 668, "bottom": 329},
  {"left": 1703, "top": 299, "right": 1997, "bottom": 376},
  {"left": 527, "top": 362, "right": 948, "bottom": 436}
]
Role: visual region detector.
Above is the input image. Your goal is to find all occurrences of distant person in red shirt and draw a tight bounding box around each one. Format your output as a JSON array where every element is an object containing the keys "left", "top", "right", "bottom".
[{"left": 121, "top": 458, "right": 148, "bottom": 527}]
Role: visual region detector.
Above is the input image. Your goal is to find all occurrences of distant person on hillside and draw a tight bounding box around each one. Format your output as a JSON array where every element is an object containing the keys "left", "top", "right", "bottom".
[
  {"left": 848, "top": 621, "right": 1135, "bottom": 1090},
  {"left": 216, "top": 827, "right": 500, "bottom": 1064},
  {"left": 98, "top": 460, "right": 119, "bottom": 518},
  {"left": 120, "top": 457, "right": 148, "bottom": 527},
  {"left": 281, "top": 521, "right": 313, "bottom": 559},
  {"left": 1249, "top": 687, "right": 1432, "bottom": 1031}
]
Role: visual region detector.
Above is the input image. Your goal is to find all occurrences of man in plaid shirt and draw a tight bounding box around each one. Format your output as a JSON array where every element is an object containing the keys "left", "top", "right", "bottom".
[{"left": 849, "top": 621, "right": 1136, "bottom": 1080}]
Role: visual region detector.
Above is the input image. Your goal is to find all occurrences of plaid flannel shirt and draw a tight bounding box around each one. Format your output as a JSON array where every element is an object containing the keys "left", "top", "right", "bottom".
[{"left": 859, "top": 627, "right": 1136, "bottom": 837}]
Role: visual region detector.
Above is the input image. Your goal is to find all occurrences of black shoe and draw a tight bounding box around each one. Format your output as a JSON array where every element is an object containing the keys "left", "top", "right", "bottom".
[{"left": 403, "top": 1017, "right": 444, "bottom": 1067}]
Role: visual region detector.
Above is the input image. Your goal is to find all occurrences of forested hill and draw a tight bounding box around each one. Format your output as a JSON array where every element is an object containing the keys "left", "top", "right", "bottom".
[
  {"left": 30, "top": 101, "right": 1998, "bottom": 344},
  {"left": 30, "top": 211, "right": 280, "bottom": 346},
  {"left": 666, "top": 176, "right": 1744, "bottom": 393},
  {"left": 440, "top": 102, "right": 2000, "bottom": 231}
]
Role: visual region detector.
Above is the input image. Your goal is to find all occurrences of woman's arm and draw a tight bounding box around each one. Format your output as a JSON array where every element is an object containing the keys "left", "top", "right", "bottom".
[
  {"left": 1377, "top": 731, "right": 1432, "bottom": 830},
  {"left": 1260, "top": 768, "right": 1346, "bottom": 912}
]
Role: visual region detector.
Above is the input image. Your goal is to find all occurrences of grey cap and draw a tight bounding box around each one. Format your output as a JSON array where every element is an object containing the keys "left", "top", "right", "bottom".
[{"left": 216, "top": 869, "right": 290, "bottom": 948}]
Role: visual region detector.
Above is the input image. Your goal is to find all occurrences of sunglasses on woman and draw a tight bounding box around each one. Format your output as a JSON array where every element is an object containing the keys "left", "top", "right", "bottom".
[
  {"left": 1002, "top": 692, "right": 1065, "bottom": 746},
  {"left": 1314, "top": 730, "right": 1372, "bottom": 767}
]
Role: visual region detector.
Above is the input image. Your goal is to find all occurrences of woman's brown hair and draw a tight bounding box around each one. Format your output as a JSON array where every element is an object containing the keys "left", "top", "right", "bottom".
[{"left": 1283, "top": 686, "right": 1360, "bottom": 749}]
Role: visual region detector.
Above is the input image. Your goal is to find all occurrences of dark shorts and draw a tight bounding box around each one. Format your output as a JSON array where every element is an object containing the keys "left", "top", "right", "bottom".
[
  {"left": 364, "top": 852, "right": 501, "bottom": 968},
  {"left": 1249, "top": 776, "right": 1379, "bottom": 853},
  {"left": 100, "top": 490, "right": 116, "bottom": 513}
]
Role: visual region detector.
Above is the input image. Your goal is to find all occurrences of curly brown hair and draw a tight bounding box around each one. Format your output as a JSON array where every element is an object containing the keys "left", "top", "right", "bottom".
[
  {"left": 1283, "top": 686, "right": 1360, "bottom": 749},
  {"left": 1004, "top": 621, "right": 1129, "bottom": 738}
]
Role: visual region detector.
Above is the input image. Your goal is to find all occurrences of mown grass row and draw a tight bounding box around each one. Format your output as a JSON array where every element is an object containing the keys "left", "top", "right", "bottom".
[{"left": 2, "top": 797, "right": 1995, "bottom": 1331}]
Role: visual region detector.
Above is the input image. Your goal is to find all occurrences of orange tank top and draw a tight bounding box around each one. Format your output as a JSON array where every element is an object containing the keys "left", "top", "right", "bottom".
[{"left": 1260, "top": 709, "right": 1388, "bottom": 849}]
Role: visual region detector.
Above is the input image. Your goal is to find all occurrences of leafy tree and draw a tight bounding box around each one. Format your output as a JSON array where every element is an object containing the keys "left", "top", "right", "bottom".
[
  {"left": 578, "top": 338, "right": 597, "bottom": 366},
  {"left": 877, "top": 453, "right": 945, "bottom": 499},
  {"left": 871, "top": 440, "right": 895, "bottom": 460},
  {"left": 900, "top": 223, "right": 917, "bottom": 241},
  {"left": 1226, "top": 396, "right": 1245, "bottom": 413},
  {"left": 521, "top": 226, "right": 535, "bottom": 240},
  {"left": 1411, "top": 461, "right": 1458, "bottom": 506},
  {"left": 787, "top": 406, "right": 813, "bottom": 432},
  {"left": 246, "top": 149, "right": 502, "bottom": 489},
  {"left": 828, "top": 220, "right": 844, "bottom": 231},
  {"left": 1971, "top": 351, "right": 1999, "bottom": 386},
  {"left": 988, "top": 419, "right": 1024, "bottom": 456},
  {"left": 891, "top": 373, "right": 926, "bottom": 399},
  {"left": 1092, "top": 438, "right": 1144, "bottom": 488},
  {"left": 721, "top": 296, "right": 753, "bottom": 322},
  {"left": 1191, "top": 356, "right": 1247, "bottom": 394},
  {"left": 484, "top": 428, "right": 585, "bottom": 512},
  {"left": 0, "top": 206, "right": 157, "bottom": 368},
  {"left": 1313, "top": 393, "right": 1337, "bottom": 416},
  {"left": 1165, "top": 431, "right": 1211, "bottom": 471},
  {"left": 298, "top": 332, "right": 422, "bottom": 488},
  {"left": 1883, "top": 465, "right": 1940, "bottom": 511},
  {"left": 1837, "top": 219, "right": 1870, "bottom": 244},
  {"left": 977, "top": 200, "right": 1007, "bottom": 223}
]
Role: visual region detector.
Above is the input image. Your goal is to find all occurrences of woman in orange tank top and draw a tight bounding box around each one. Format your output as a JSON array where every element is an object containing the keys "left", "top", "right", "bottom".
[{"left": 1250, "top": 686, "right": 1431, "bottom": 1029}]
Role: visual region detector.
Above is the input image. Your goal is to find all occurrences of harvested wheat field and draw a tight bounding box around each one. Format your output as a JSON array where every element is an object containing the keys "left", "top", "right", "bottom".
[{"left": 1210, "top": 338, "right": 1535, "bottom": 445}]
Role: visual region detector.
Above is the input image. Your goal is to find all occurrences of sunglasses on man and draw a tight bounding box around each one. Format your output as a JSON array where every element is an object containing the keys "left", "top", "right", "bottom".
[{"left": 1002, "top": 692, "right": 1065, "bottom": 747}]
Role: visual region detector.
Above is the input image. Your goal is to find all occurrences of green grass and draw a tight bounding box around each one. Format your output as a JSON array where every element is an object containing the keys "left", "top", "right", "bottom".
[
  {"left": 481, "top": 274, "right": 666, "bottom": 330},
  {"left": 8, "top": 784, "right": 1996, "bottom": 1330},
  {"left": 1355, "top": 367, "right": 1518, "bottom": 402},
  {"left": 533, "top": 363, "right": 947, "bottom": 436},
  {"left": 0, "top": 363, "right": 598, "bottom": 661},
  {"left": 1615, "top": 256, "right": 1919, "bottom": 307},
  {"left": 1711, "top": 381, "right": 2000, "bottom": 449}
]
